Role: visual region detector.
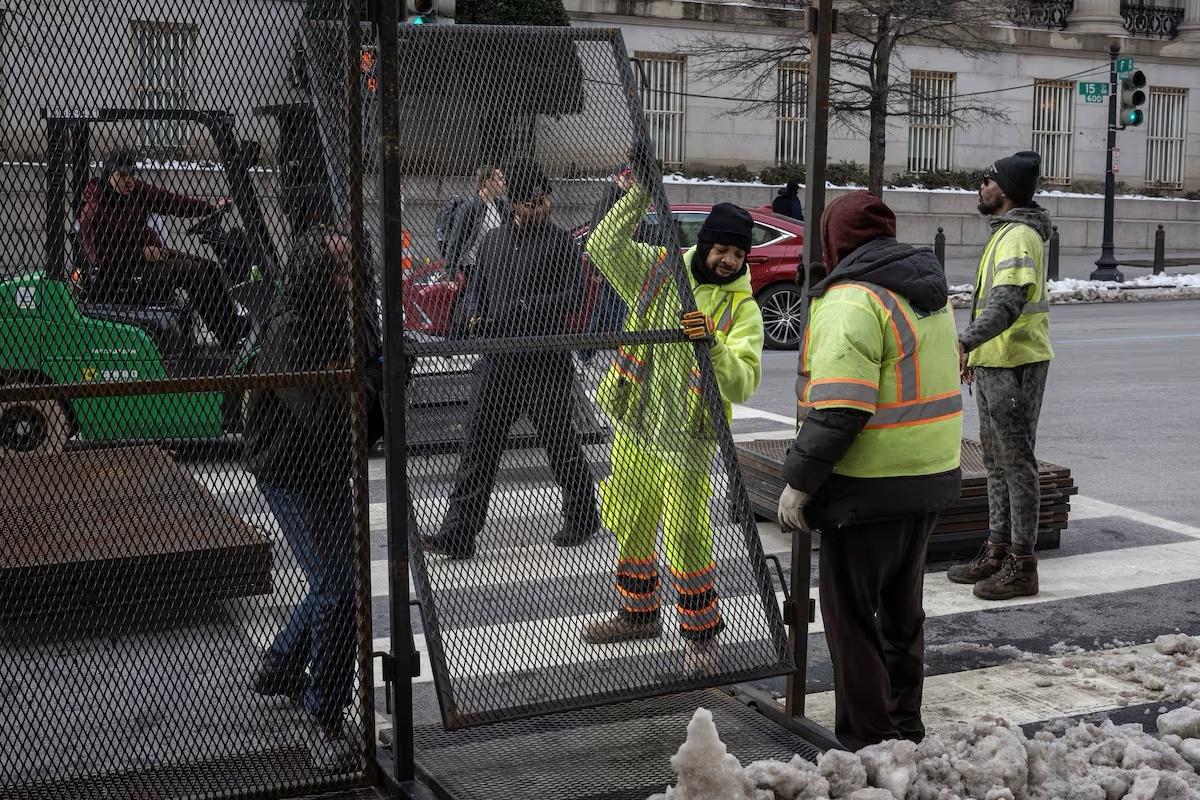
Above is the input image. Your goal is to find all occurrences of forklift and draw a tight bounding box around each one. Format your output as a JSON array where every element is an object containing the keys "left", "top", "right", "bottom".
[{"left": 0, "top": 108, "right": 301, "bottom": 455}]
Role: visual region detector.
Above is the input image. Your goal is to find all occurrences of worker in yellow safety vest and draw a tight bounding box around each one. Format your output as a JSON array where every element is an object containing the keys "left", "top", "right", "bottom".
[
  {"left": 777, "top": 190, "right": 963, "bottom": 751},
  {"left": 582, "top": 176, "right": 764, "bottom": 677},
  {"left": 947, "top": 151, "right": 1054, "bottom": 601}
]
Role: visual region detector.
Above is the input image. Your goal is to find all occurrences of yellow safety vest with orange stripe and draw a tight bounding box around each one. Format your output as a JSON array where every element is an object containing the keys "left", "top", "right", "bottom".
[
  {"left": 585, "top": 186, "right": 763, "bottom": 451},
  {"left": 799, "top": 280, "right": 963, "bottom": 479}
]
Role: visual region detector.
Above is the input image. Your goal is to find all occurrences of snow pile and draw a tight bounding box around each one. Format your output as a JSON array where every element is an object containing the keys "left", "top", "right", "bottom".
[
  {"left": 648, "top": 706, "right": 1200, "bottom": 800},
  {"left": 947, "top": 274, "right": 1200, "bottom": 307}
]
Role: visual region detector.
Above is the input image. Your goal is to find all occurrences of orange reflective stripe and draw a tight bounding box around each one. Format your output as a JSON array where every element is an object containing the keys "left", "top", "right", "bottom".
[
  {"left": 806, "top": 378, "right": 879, "bottom": 407},
  {"left": 804, "top": 399, "right": 877, "bottom": 413},
  {"left": 833, "top": 282, "right": 920, "bottom": 402},
  {"left": 613, "top": 346, "right": 648, "bottom": 384},
  {"left": 617, "top": 556, "right": 658, "bottom": 577},
  {"left": 864, "top": 410, "right": 963, "bottom": 431},
  {"left": 669, "top": 563, "right": 717, "bottom": 593},
  {"left": 864, "top": 393, "right": 963, "bottom": 429},
  {"left": 634, "top": 248, "right": 672, "bottom": 319}
]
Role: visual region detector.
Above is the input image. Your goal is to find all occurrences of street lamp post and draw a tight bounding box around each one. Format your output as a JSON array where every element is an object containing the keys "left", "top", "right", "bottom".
[{"left": 1090, "top": 40, "right": 1125, "bottom": 282}]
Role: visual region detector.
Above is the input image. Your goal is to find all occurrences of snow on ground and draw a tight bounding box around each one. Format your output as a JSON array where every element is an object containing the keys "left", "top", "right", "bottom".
[
  {"left": 947, "top": 274, "right": 1200, "bottom": 307},
  {"left": 648, "top": 635, "right": 1200, "bottom": 800}
]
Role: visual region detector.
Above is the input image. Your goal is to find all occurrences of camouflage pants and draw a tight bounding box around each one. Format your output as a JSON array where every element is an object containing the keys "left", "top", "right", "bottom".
[{"left": 976, "top": 361, "right": 1050, "bottom": 555}]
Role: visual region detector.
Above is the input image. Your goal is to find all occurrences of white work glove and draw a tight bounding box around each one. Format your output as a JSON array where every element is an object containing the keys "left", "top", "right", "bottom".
[{"left": 777, "top": 484, "right": 811, "bottom": 533}]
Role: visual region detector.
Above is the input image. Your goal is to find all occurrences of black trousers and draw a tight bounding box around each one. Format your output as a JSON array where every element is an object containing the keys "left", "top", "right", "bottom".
[
  {"left": 152, "top": 250, "right": 244, "bottom": 348},
  {"left": 441, "top": 353, "right": 598, "bottom": 540},
  {"left": 819, "top": 511, "right": 939, "bottom": 752}
]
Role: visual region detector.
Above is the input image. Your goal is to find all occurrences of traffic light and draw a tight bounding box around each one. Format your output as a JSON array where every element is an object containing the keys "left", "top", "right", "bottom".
[
  {"left": 408, "top": 0, "right": 454, "bottom": 24},
  {"left": 1120, "top": 69, "right": 1147, "bottom": 127}
]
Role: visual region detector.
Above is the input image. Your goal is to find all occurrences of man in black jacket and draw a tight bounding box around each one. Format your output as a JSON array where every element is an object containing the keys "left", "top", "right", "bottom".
[
  {"left": 244, "top": 227, "right": 383, "bottom": 769},
  {"left": 777, "top": 191, "right": 962, "bottom": 752},
  {"left": 422, "top": 159, "right": 599, "bottom": 560},
  {"left": 444, "top": 164, "right": 510, "bottom": 275}
]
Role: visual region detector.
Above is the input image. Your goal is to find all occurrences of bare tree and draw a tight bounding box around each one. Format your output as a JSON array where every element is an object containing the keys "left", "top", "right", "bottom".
[{"left": 684, "top": 0, "right": 1013, "bottom": 196}]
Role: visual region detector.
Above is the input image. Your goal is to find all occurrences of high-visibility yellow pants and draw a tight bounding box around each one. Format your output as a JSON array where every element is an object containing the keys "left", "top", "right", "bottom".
[{"left": 600, "top": 429, "right": 723, "bottom": 640}]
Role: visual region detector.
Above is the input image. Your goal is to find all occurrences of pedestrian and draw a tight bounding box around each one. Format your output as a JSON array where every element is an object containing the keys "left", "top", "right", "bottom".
[
  {"left": 244, "top": 226, "right": 384, "bottom": 769},
  {"left": 80, "top": 148, "right": 247, "bottom": 349},
  {"left": 582, "top": 164, "right": 635, "bottom": 361},
  {"left": 948, "top": 151, "right": 1053, "bottom": 600},
  {"left": 777, "top": 190, "right": 963, "bottom": 751},
  {"left": 443, "top": 164, "right": 510, "bottom": 276},
  {"left": 421, "top": 159, "right": 600, "bottom": 559},
  {"left": 771, "top": 179, "right": 804, "bottom": 222},
  {"left": 581, "top": 161, "right": 764, "bottom": 676}
]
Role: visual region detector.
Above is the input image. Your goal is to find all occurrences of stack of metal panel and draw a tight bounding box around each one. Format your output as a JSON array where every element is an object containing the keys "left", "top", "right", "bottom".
[
  {"left": 735, "top": 439, "right": 1076, "bottom": 560},
  {"left": 0, "top": 446, "right": 272, "bottom": 623}
]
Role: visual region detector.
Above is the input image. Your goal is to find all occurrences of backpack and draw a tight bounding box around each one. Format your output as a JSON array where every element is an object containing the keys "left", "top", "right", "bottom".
[{"left": 434, "top": 195, "right": 468, "bottom": 257}]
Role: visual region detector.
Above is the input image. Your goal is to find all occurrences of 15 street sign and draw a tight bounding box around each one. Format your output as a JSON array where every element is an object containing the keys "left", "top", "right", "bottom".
[
  {"left": 1116, "top": 57, "right": 1135, "bottom": 76},
  {"left": 1080, "top": 82, "right": 1110, "bottom": 97}
]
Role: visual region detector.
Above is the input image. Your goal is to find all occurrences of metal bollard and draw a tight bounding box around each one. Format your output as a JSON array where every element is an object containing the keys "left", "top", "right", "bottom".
[
  {"left": 934, "top": 227, "right": 945, "bottom": 268},
  {"left": 1048, "top": 225, "right": 1060, "bottom": 281},
  {"left": 1154, "top": 224, "right": 1165, "bottom": 275}
]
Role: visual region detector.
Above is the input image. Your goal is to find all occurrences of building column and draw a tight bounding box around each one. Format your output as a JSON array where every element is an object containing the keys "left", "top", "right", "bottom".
[
  {"left": 1070, "top": 0, "right": 1127, "bottom": 36},
  {"left": 1178, "top": 0, "right": 1200, "bottom": 42}
]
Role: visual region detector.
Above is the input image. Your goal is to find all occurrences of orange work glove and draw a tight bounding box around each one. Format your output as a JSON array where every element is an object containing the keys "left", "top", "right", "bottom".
[{"left": 681, "top": 309, "right": 716, "bottom": 344}]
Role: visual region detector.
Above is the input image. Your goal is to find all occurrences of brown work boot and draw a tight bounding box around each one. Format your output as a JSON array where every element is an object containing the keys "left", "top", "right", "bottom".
[
  {"left": 682, "top": 638, "right": 721, "bottom": 676},
  {"left": 973, "top": 554, "right": 1039, "bottom": 601},
  {"left": 947, "top": 541, "right": 1009, "bottom": 585},
  {"left": 581, "top": 613, "right": 663, "bottom": 644}
]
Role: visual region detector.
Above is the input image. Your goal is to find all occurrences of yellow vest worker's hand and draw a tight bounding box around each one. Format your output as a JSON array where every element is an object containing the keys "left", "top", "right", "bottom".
[
  {"left": 777, "top": 484, "right": 811, "bottom": 533},
  {"left": 681, "top": 309, "right": 716, "bottom": 345}
]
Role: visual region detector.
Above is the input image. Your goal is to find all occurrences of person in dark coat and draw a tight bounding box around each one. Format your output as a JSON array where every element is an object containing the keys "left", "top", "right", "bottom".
[
  {"left": 778, "top": 191, "right": 963, "bottom": 752},
  {"left": 244, "top": 226, "right": 384, "bottom": 769},
  {"left": 444, "top": 164, "right": 511, "bottom": 275},
  {"left": 79, "top": 147, "right": 245, "bottom": 349},
  {"left": 421, "top": 159, "right": 600, "bottom": 560},
  {"left": 771, "top": 179, "right": 805, "bottom": 221}
]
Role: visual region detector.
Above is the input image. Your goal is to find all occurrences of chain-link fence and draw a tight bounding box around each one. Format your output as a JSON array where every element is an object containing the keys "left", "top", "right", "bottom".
[
  {"left": 1, "top": 1, "right": 380, "bottom": 796},
  {"left": 395, "top": 25, "right": 792, "bottom": 729}
]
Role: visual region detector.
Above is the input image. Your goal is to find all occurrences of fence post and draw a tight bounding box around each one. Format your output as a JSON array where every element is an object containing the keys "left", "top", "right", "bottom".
[
  {"left": 934, "top": 226, "right": 945, "bottom": 268},
  {"left": 1048, "top": 225, "right": 1060, "bottom": 281},
  {"left": 1154, "top": 224, "right": 1166, "bottom": 275}
]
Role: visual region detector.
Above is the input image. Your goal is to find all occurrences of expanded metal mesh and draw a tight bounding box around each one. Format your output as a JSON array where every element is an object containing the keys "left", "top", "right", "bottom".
[
  {"left": 395, "top": 26, "right": 792, "bottom": 729},
  {"left": 1, "top": 1, "right": 379, "bottom": 797}
]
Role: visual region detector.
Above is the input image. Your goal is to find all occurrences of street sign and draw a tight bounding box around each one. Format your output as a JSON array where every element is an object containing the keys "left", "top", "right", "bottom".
[
  {"left": 1117, "top": 57, "right": 1135, "bottom": 76},
  {"left": 1113, "top": 146, "right": 1121, "bottom": 174},
  {"left": 1084, "top": 95, "right": 1106, "bottom": 104},
  {"left": 1080, "top": 82, "right": 1110, "bottom": 97}
]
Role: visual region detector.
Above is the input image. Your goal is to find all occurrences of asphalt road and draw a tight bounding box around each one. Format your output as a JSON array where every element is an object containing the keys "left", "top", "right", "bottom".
[{"left": 749, "top": 299, "right": 1200, "bottom": 527}]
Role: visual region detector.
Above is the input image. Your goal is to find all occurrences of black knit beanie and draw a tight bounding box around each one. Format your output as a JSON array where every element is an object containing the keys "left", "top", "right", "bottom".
[
  {"left": 985, "top": 151, "right": 1041, "bottom": 207},
  {"left": 698, "top": 202, "right": 753, "bottom": 252}
]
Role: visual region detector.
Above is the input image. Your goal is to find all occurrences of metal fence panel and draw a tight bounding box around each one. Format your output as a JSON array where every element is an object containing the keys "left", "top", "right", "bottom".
[
  {"left": 1, "top": 1, "right": 379, "bottom": 796},
  {"left": 394, "top": 25, "right": 792, "bottom": 730}
]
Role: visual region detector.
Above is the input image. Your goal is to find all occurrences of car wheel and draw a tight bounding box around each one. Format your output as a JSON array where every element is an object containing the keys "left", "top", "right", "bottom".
[
  {"left": 757, "top": 283, "right": 805, "bottom": 350},
  {"left": 0, "top": 399, "right": 69, "bottom": 457}
]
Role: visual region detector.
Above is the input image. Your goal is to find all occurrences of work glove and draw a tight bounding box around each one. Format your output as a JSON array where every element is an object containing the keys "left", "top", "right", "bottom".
[
  {"left": 680, "top": 310, "right": 716, "bottom": 345},
  {"left": 777, "top": 484, "right": 811, "bottom": 533}
]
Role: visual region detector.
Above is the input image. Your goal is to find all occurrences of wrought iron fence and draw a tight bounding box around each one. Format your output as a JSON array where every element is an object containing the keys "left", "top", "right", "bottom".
[{"left": 1122, "top": 0, "right": 1185, "bottom": 38}]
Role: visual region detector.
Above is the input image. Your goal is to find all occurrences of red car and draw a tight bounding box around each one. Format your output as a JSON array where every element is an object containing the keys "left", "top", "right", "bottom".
[{"left": 403, "top": 204, "right": 806, "bottom": 349}]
